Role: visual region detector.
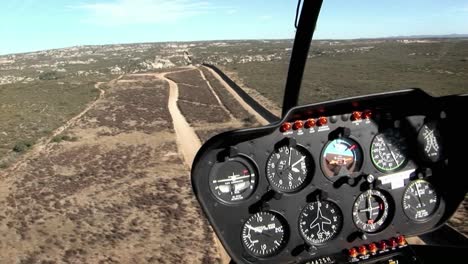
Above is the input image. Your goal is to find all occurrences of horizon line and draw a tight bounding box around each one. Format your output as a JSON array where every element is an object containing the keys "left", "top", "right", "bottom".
[{"left": 1, "top": 33, "right": 467, "bottom": 57}]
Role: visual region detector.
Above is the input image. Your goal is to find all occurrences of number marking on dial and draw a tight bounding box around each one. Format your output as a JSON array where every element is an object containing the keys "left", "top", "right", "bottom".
[
  {"left": 299, "top": 200, "right": 343, "bottom": 245},
  {"left": 266, "top": 145, "right": 312, "bottom": 192},
  {"left": 241, "top": 212, "right": 287, "bottom": 257}
]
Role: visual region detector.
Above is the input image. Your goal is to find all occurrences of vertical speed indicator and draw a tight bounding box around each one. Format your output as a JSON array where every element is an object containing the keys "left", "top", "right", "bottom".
[{"left": 241, "top": 212, "right": 287, "bottom": 257}]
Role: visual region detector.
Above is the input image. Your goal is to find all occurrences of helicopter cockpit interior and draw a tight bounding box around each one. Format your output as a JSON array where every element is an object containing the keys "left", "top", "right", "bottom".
[{"left": 191, "top": 1, "right": 468, "bottom": 263}]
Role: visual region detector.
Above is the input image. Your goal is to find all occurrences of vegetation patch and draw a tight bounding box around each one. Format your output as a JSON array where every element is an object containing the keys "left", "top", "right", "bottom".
[
  {"left": 201, "top": 67, "right": 258, "bottom": 125},
  {"left": 0, "top": 80, "right": 100, "bottom": 161},
  {"left": 51, "top": 134, "right": 78, "bottom": 143},
  {"left": 178, "top": 101, "right": 230, "bottom": 124},
  {"left": 222, "top": 39, "right": 468, "bottom": 107}
]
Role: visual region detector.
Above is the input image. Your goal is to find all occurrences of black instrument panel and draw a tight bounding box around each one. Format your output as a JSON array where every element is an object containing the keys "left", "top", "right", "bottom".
[{"left": 191, "top": 89, "right": 466, "bottom": 264}]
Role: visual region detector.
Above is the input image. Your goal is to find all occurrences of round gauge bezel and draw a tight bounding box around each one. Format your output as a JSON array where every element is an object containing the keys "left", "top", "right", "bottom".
[
  {"left": 265, "top": 144, "right": 314, "bottom": 193},
  {"left": 352, "top": 189, "right": 393, "bottom": 233},
  {"left": 298, "top": 199, "right": 343, "bottom": 246},
  {"left": 208, "top": 155, "right": 259, "bottom": 205},
  {"left": 402, "top": 179, "right": 440, "bottom": 223},
  {"left": 370, "top": 130, "right": 409, "bottom": 173},
  {"left": 320, "top": 137, "right": 364, "bottom": 181},
  {"left": 241, "top": 211, "right": 289, "bottom": 258}
]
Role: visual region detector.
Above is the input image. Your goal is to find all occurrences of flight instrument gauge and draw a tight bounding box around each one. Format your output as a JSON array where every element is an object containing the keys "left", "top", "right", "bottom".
[
  {"left": 321, "top": 138, "right": 363, "bottom": 178},
  {"left": 299, "top": 200, "right": 343, "bottom": 245},
  {"left": 371, "top": 129, "right": 408, "bottom": 172},
  {"left": 209, "top": 156, "right": 258, "bottom": 203},
  {"left": 266, "top": 145, "right": 313, "bottom": 192},
  {"left": 353, "top": 189, "right": 391, "bottom": 233},
  {"left": 241, "top": 211, "right": 287, "bottom": 257},
  {"left": 417, "top": 122, "right": 443, "bottom": 163},
  {"left": 403, "top": 180, "right": 439, "bottom": 222}
]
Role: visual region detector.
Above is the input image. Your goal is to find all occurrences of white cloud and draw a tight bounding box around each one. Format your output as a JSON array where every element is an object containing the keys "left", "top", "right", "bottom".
[
  {"left": 227, "top": 9, "right": 237, "bottom": 15},
  {"left": 75, "top": 0, "right": 221, "bottom": 26}
]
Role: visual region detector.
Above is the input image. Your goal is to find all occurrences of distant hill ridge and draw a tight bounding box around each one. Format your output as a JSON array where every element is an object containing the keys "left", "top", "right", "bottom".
[{"left": 385, "top": 34, "right": 468, "bottom": 39}]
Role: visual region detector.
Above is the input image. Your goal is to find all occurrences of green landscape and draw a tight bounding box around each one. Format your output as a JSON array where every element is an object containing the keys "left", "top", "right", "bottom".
[{"left": 220, "top": 39, "right": 468, "bottom": 108}]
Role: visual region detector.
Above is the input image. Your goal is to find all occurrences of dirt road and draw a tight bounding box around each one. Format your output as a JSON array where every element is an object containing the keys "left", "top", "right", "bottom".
[
  {"left": 0, "top": 66, "right": 264, "bottom": 263},
  {"left": 162, "top": 73, "right": 201, "bottom": 166},
  {"left": 160, "top": 71, "right": 232, "bottom": 264}
]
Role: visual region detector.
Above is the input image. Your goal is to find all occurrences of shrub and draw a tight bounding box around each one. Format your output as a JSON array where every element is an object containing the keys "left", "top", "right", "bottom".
[
  {"left": 39, "top": 71, "right": 59, "bottom": 80},
  {"left": 13, "top": 140, "right": 34, "bottom": 153},
  {"left": 52, "top": 134, "right": 78, "bottom": 143},
  {"left": 0, "top": 161, "right": 10, "bottom": 169}
]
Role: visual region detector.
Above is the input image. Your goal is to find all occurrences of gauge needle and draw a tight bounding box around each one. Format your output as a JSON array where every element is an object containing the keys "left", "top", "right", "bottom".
[
  {"left": 291, "top": 156, "right": 305, "bottom": 169},
  {"left": 215, "top": 174, "right": 250, "bottom": 183},
  {"left": 246, "top": 224, "right": 263, "bottom": 233},
  {"left": 367, "top": 194, "right": 373, "bottom": 220},
  {"left": 384, "top": 142, "right": 399, "bottom": 164},
  {"left": 288, "top": 147, "right": 292, "bottom": 166},
  {"left": 414, "top": 183, "right": 424, "bottom": 207},
  {"left": 359, "top": 206, "right": 380, "bottom": 213},
  {"left": 390, "top": 150, "right": 398, "bottom": 163}
]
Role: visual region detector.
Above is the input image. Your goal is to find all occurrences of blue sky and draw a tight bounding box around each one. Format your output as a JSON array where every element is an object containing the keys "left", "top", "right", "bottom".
[{"left": 0, "top": 0, "right": 467, "bottom": 55}]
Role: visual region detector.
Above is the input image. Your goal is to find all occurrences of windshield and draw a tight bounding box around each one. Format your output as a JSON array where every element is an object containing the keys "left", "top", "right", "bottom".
[
  {"left": 299, "top": 1, "right": 468, "bottom": 104},
  {"left": 218, "top": 1, "right": 468, "bottom": 109},
  {"left": 0, "top": 1, "right": 466, "bottom": 263}
]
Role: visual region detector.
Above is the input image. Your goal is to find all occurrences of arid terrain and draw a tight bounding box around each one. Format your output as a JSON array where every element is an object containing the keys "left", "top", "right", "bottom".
[
  {"left": 0, "top": 65, "right": 263, "bottom": 263},
  {"left": 0, "top": 38, "right": 466, "bottom": 263}
]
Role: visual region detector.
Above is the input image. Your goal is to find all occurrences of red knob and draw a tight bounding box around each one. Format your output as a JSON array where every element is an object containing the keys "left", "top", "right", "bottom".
[
  {"left": 397, "top": 235, "right": 406, "bottom": 246},
  {"left": 351, "top": 111, "right": 362, "bottom": 121},
  {"left": 363, "top": 110, "right": 373, "bottom": 119},
  {"left": 317, "top": 116, "right": 328, "bottom": 126},
  {"left": 379, "top": 241, "right": 387, "bottom": 250},
  {"left": 348, "top": 248, "right": 358, "bottom": 258},
  {"left": 304, "top": 118, "right": 316, "bottom": 128},
  {"left": 369, "top": 243, "right": 377, "bottom": 253},
  {"left": 389, "top": 238, "right": 397, "bottom": 248},
  {"left": 280, "top": 122, "right": 292, "bottom": 132},
  {"left": 293, "top": 120, "right": 304, "bottom": 130},
  {"left": 358, "top": 245, "right": 367, "bottom": 256}
]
